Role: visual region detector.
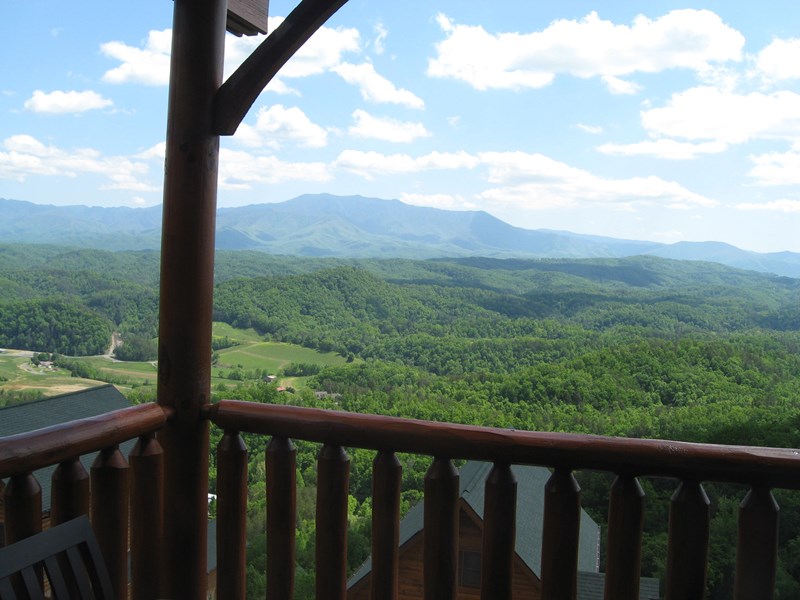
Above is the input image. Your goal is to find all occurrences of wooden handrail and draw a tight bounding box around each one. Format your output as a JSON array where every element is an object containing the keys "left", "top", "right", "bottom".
[
  {"left": 0, "top": 403, "right": 170, "bottom": 478},
  {"left": 205, "top": 400, "right": 800, "bottom": 489}
]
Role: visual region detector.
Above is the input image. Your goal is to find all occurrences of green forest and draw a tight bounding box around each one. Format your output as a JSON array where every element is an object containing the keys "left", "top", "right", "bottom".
[{"left": 2, "top": 242, "right": 800, "bottom": 598}]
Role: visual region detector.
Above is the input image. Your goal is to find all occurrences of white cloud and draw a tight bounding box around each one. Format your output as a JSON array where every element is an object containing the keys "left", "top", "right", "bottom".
[
  {"left": 400, "top": 192, "right": 478, "bottom": 211},
  {"left": 0, "top": 134, "right": 156, "bottom": 191},
  {"left": 597, "top": 139, "right": 728, "bottom": 160},
  {"left": 333, "top": 149, "right": 478, "bottom": 178},
  {"left": 272, "top": 17, "right": 361, "bottom": 79},
  {"left": 602, "top": 75, "right": 642, "bottom": 95},
  {"left": 576, "top": 123, "right": 603, "bottom": 134},
  {"left": 428, "top": 9, "right": 743, "bottom": 91},
  {"left": 24, "top": 90, "right": 113, "bottom": 114},
  {"left": 747, "top": 148, "right": 800, "bottom": 186},
  {"left": 641, "top": 86, "right": 800, "bottom": 144},
  {"left": 736, "top": 199, "right": 800, "bottom": 213},
  {"left": 476, "top": 151, "right": 717, "bottom": 209},
  {"left": 101, "top": 29, "right": 172, "bottom": 85},
  {"left": 348, "top": 110, "right": 430, "bottom": 143},
  {"left": 219, "top": 148, "right": 331, "bottom": 188},
  {"left": 373, "top": 22, "right": 388, "bottom": 55},
  {"left": 755, "top": 38, "right": 800, "bottom": 82},
  {"left": 102, "top": 20, "right": 360, "bottom": 89},
  {"left": 332, "top": 62, "right": 424, "bottom": 108},
  {"left": 234, "top": 104, "right": 327, "bottom": 149},
  {"left": 135, "top": 142, "right": 166, "bottom": 160}
]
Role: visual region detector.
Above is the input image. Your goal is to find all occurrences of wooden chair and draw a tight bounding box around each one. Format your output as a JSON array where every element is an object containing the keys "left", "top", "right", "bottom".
[{"left": 0, "top": 515, "right": 114, "bottom": 599}]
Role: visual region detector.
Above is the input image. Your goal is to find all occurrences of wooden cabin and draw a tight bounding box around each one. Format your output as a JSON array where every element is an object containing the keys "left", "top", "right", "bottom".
[{"left": 348, "top": 461, "right": 659, "bottom": 600}]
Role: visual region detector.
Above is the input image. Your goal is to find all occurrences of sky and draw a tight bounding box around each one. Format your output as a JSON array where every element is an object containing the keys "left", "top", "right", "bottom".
[{"left": 3, "top": 1, "right": 800, "bottom": 253}]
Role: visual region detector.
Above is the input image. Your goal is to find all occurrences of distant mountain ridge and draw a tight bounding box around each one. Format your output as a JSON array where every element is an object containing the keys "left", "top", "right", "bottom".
[{"left": 3, "top": 194, "right": 800, "bottom": 278}]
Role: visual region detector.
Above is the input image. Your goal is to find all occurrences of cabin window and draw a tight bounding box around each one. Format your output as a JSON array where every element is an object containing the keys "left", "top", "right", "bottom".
[{"left": 459, "top": 550, "right": 482, "bottom": 588}]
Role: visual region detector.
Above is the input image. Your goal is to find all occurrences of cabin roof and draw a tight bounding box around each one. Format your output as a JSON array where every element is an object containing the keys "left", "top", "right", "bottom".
[{"left": 0, "top": 384, "right": 134, "bottom": 513}]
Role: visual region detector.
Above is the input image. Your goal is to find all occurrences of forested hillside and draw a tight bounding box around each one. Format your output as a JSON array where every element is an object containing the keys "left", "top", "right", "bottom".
[{"left": 3, "top": 243, "right": 800, "bottom": 597}]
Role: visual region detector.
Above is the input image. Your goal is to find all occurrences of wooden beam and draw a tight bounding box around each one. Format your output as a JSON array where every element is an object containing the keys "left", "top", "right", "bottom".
[
  {"left": 227, "top": 0, "right": 269, "bottom": 36},
  {"left": 213, "top": 0, "right": 349, "bottom": 135},
  {"left": 158, "top": 0, "right": 227, "bottom": 596}
]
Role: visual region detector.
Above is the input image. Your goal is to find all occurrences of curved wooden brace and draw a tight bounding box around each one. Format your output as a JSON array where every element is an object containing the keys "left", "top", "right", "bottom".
[{"left": 213, "top": 0, "right": 350, "bottom": 135}]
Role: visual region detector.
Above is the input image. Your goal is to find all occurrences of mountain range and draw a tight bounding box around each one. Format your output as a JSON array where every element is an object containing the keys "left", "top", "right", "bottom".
[{"left": 3, "top": 194, "right": 800, "bottom": 278}]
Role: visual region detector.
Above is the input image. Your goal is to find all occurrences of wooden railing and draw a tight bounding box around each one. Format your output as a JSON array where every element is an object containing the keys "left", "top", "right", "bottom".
[
  {"left": 2, "top": 399, "right": 799, "bottom": 599},
  {"left": 206, "top": 400, "right": 800, "bottom": 600},
  {"left": 0, "top": 403, "right": 170, "bottom": 599}
]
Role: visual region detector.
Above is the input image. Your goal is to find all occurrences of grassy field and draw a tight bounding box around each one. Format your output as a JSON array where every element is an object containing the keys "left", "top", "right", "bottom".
[
  {"left": 0, "top": 350, "right": 100, "bottom": 397},
  {"left": 1, "top": 323, "right": 348, "bottom": 399}
]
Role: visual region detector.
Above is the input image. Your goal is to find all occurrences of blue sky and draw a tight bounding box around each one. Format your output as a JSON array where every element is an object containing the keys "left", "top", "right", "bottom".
[{"left": 3, "top": 1, "right": 800, "bottom": 252}]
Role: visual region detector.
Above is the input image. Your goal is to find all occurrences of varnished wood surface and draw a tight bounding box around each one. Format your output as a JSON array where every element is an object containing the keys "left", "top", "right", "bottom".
[
  {"left": 0, "top": 403, "right": 168, "bottom": 479},
  {"left": 206, "top": 400, "right": 800, "bottom": 488}
]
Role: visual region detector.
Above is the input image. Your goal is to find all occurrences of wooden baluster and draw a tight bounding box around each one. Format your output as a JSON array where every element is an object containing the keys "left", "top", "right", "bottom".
[
  {"left": 540, "top": 468, "right": 581, "bottom": 600},
  {"left": 316, "top": 443, "right": 350, "bottom": 600},
  {"left": 734, "top": 486, "right": 779, "bottom": 600},
  {"left": 51, "top": 457, "right": 90, "bottom": 525},
  {"left": 423, "top": 457, "right": 459, "bottom": 600},
  {"left": 130, "top": 432, "right": 165, "bottom": 600},
  {"left": 217, "top": 430, "right": 248, "bottom": 600},
  {"left": 3, "top": 472, "right": 42, "bottom": 544},
  {"left": 371, "top": 451, "right": 401, "bottom": 600},
  {"left": 481, "top": 463, "right": 517, "bottom": 600},
  {"left": 4, "top": 472, "right": 43, "bottom": 592},
  {"left": 267, "top": 436, "right": 297, "bottom": 600},
  {"left": 91, "top": 445, "right": 130, "bottom": 600},
  {"left": 604, "top": 475, "right": 644, "bottom": 600},
  {"left": 665, "top": 480, "right": 709, "bottom": 600}
]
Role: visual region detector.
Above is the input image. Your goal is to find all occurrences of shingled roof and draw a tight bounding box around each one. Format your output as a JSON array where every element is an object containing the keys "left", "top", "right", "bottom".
[{"left": 0, "top": 384, "right": 134, "bottom": 513}]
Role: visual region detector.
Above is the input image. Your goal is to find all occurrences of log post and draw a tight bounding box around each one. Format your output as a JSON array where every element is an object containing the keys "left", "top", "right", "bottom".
[
  {"left": 4, "top": 473, "right": 42, "bottom": 545},
  {"left": 316, "top": 443, "right": 350, "bottom": 600},
  {"left": 157, "top": 0, "right": 226, "bottom": 596},
  {"left": 217, "top": 431, "right": 248, "bottom": 600},
  {"left": 91, "top": 445, "right": 130, "bottom": 600},
  {"left": 481, "top": 463, "right": 517, "bottom": 600},
  {"left": 604, "top": 475, "right": 645, "bottom": 600},
  {"left": 371, "top": 451, "right": 401, "bottom": 600},
  {"left": 540, "top": 468, "right": 581, "bottom": 600},
  {"left": 51, "top": 457, "right": 90, "bottom": 526},
  {"left": 423, "top": 457, "right": 459, "bottom": 600},
  {"left": 734, "top": 486, "right": 779, "bottom": 599},
  {"left": 665, "top": 480, "right": 710, "bottom": 600},
  {"left": 130, "top": 432, "right": 165, "bottom": 600},
  {"left": 267, "top": 437, "right": 297, "bottom": 600}
]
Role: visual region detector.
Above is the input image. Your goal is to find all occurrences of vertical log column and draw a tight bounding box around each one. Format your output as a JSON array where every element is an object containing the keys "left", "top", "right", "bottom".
[
  {"left": 217, "top": 431, "right": 248, "bottom": 600},
  {"left": 91, "top": 445, "right": 130, "bottom": 600},
  {"left": 316, "top": 444, "right": 350, "bottom": 600},
  {"left": 157, "top": 0, "right": 226, "bottom": 596},
  {"left": 665, "top": 480, "right": 710, "bottom": 600},
  {"left": 4, "top": 473, "right": 42, "bottom": 545},
  {"left": 267, "top": 437, "right": 297, "bottom": 600},
  {"left": 130, "top": 433, "right": 165, "bottom": 600},
  {"left": 51, "top": 457, "right": 90, "bottom": 525},
  {"left": 604, "top": 475, "right": 645, "bottom": 600},
  {"left": 481, "top": 463, "right": 517, "bottom": 600},
  {"left": 734, "top": 486, "right": 779, "bottom": 600},
  {"left": 540, "top": 469, "right": 581, "bottom": 600},
  {"left": 3, "top": 473, "right": 42, "bottom": 591},
  {"left": 371, "top": 451, "right": 402, "bottom": 600},
  {"left": 424, "top": 457, "right": 459, "bottom": 600}
]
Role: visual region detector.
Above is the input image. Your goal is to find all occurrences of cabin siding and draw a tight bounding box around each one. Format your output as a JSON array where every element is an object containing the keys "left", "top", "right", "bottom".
[{"left": 349, "top": 505, "right": 540, "bottom": 600}]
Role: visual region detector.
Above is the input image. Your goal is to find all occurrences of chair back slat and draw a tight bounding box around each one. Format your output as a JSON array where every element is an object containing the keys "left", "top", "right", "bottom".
[
  {"left": 43, "top": 555, "right": 70, "bottom": 598},
  {"left": 0, "top": 516, "right": 113, "bottom": 600}
]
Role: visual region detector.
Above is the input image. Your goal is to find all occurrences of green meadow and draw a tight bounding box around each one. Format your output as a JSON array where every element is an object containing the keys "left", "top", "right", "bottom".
[{"left": 1, "top": 323, "right": 348, "bottom": 400}]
